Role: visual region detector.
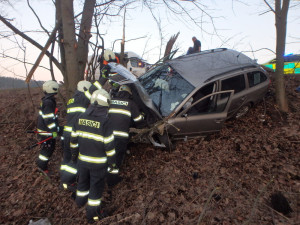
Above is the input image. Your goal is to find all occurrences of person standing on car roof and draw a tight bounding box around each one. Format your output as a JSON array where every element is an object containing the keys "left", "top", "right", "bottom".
[
  {"left": 187, "top": 36, "right": 201, "bottom": 55},
  {"left": 36, "top": 80, "right": 60, "bottom": 173},
  {"left": 59, "top": 80, "right": 92, "bottom": 191},
  {"left": 70, "top": 89, "right": 118, "bottom": 223},
  {"left": 106, "top": 85, "right": 144, "bottom": 187}
]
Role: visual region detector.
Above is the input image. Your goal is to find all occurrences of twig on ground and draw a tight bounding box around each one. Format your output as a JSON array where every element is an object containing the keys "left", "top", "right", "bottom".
[
  {"left": 242, "top": 179, "right": 274, "bottom": 225},
  {"left": 263, "top": 203, "right": 292, "bottom": 222},
  {"left": 197, "top": 187, "right": 219, "bottom": 225}
]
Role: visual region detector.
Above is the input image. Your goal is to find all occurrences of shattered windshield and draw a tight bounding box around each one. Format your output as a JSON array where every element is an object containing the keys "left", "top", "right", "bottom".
[{"left": 138, "top": 65, "right": 194, "bottom": 117}]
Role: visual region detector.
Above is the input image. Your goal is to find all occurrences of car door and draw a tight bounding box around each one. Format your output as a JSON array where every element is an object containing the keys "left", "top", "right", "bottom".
[
  {"left": 219, "top": 73, "right": 247, "bottom": 117},
  {"left": 166, "top": 90, "right": 234, "bottom": 138}
]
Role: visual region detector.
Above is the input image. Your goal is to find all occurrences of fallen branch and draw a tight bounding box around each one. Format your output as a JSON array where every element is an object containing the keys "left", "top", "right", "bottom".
[
  {"left": 197, "top": 187, "right": 219, "bottom": 225},
  {"left": 25, "top": 22, "right": 59, "bottom": 83},
  {"left": 242, "top": 179, "right": 274, "bottom": 225}
]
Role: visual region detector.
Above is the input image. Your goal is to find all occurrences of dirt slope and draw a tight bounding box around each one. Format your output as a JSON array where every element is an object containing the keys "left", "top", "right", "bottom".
[{"left": 0, "top": 75, "right": 299, "bottom": 225}]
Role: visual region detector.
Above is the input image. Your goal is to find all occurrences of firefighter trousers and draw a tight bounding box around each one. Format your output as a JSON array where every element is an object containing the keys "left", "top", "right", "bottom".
[
  {"left": 75, "top": 164, "right": 107, "bottom": 221},
  {"left": 106, "top": 137, "right": 127, "bottom": 188},
  {"left": 61, "top": 133, "right": 72, "bottom": 164},
  {"left": 36, "top": 138, "right": 56, "bottom": 171},
  {"left": 115, "top": 137, "right": 129, "bottom": 168}
]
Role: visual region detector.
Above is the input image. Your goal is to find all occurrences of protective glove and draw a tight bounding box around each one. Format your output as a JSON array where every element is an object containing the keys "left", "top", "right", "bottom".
[
  {"left": 107, "top": 164, "right": 119, "bottom": 174},
  {"left": 100, "top": 66, "right": 110, "bottom": 79},
  {"left": 52, "top": 132, "right": 57, "bottom": 139}
]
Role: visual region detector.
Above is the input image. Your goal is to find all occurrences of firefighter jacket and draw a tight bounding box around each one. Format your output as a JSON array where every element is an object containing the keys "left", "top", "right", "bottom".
[
  {"left": 84, "top": 81, "right": 103, "bottom": 101},
  {"left": 108, "top": 92, "right": 143, "bottom": 139},
  {"left": 37, "top": 93, "right": 59, "bottom": 137},
  {"left": 70, "top": 105, "right": 116, "bottom": 169},
  {"left": 100, "top": 65, "right": 119, "bottom": 89},
  {"left": 63, "top": 90, "right": 90, "bottom": 137}
]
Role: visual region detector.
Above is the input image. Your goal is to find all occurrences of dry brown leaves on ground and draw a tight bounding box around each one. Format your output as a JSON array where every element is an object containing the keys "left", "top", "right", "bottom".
[{"left": 0, "top": 76, "right": 299, "bottom": 225}]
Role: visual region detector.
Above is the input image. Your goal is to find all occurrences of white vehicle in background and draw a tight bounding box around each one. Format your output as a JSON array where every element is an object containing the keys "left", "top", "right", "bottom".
[
  {"left": 86, "top": 51, "right": 150, "bottom": 80},
  {"left": 123, "top": 51, "right": 149, "bottom": 77}
]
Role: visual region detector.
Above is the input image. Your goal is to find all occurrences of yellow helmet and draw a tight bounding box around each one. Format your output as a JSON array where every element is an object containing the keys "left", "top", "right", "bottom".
[
  {"left": 90, "top": 89, "right": 111, "bottom": 106},
  {"left": 103, "top": 49, "right": 116, "bottom": 62},
  {"left": 119, "top": 85, "right": 132, "bottom": 95},
  {"left": 43, "top": 80, "right": 59, "bottom": 94},
  {"left": 77, "top": 80, "right": 92, "bottom": 92}
]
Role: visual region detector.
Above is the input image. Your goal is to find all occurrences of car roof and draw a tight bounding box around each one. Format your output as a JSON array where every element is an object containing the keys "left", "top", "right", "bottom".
[{"left": 167, "top": 48, "right": 258, "bottom": 87}]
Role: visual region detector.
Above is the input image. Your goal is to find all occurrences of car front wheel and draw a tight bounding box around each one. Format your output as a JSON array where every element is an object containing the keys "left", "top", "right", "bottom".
[{"left": 235, "top": 104, "right": 251, "bottom": 119}]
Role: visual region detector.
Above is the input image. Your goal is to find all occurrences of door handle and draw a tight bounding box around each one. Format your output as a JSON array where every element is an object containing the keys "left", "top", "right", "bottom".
[{"left": 215, "top": 119, "right": 223, "bottom": 124}]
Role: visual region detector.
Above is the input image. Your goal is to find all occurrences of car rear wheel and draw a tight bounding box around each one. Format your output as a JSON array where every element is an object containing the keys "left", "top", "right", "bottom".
[{"left": 235, "top": 104, "right": 251, "bottom": 119}]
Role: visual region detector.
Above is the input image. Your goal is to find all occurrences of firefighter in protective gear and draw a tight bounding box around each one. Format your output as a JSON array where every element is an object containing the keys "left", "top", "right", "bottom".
[
  {"left": 36, "top": 80, "right": 60, "bottom": 172},
  {"left": 107, "top": 85, "right": 143, "bottom": 186},
  {"left": 99, "top": 50, "right": 120, "bottom": 94},
  {"left": 70, "top": 89, "right": 118, "bottom": 223},
  {"left": 60, "top": 80, "right": 92, "bottom": 191}
]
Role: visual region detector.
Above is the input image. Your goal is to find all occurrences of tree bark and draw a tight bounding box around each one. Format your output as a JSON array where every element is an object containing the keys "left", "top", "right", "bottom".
[
  {"left": 274, "top": 0, "right": 289, "bottom": 112},
  {"left": 120, "top": 8, "right": 126, "bottom": 66},
  {"left": 77, "top": 0, "right": 96, "bottom": 78},
  {"left": 55, "top": 0, "right": 67, "bottom": 84},
  {"left": 61, "top": 0, "right": 79, "bottom": 98}
]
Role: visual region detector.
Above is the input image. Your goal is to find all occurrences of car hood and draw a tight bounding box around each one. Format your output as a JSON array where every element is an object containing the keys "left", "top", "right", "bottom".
[{"left": 108, "top": 62, "right": 162, "bottom": 119}]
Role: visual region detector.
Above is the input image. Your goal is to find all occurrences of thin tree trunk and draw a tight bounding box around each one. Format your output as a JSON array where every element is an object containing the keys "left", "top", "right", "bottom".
[
  {"left": 55, "top": 0, "right": 67, "bottom": 84},
  {"left": 77, "top": 0, "right": 96, "bottom": 79},
  {"left": 61, "top": 0, "right": 79, "bottom": 99},
  {"left": 120, "top": 7, "right": 126, "bottom": 66},
  {"left": 0, "top": 15, "right": 61, "bottom": 71},
  {"left": 274, "top": 0, "right": 289, "bottom": 112},
  {"left": 25, "top": 23, "right": 59, "bottom": 83}
]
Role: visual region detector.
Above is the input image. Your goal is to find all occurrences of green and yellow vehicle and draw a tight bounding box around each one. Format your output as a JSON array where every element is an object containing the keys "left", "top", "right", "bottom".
[{"left": 263, "top": 53, "right": 300, "bottom": 74}]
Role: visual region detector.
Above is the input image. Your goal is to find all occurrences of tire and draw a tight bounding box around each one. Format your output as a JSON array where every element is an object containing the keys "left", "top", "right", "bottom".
[
  {"left": 235, "top": 104, "right": 251, "bottom": 119},
  {"left": 159, "top": 133, "right": 175, "bottom": 152}
]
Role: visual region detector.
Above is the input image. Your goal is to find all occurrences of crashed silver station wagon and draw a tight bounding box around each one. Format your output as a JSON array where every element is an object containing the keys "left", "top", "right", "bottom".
[{"left": 108, "top": 48, "right": 270, "bottom": 149}]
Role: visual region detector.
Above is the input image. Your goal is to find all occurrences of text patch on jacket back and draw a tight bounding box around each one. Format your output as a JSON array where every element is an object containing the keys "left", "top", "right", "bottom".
[
  {"left": 78, "top": 119, "right": 100, "bottom": 128},
  {"left": 111, "top": 100, "right": 128, "bottom": 106}
]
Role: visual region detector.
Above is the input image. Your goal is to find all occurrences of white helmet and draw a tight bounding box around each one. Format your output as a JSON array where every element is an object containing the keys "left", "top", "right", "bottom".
[
  {"left": 43, "top": 80, "right": 59, "bottom": 94},
  {"left": 119, "top": 85, "right": 132, "bottom": 95},
  {"left": 90, "top": 89, "right": 111, "bottom": 106},
  {"left": 103, "top": 49, "right": 116, "bottom": 62},
  {"left": 77, "top": 80, "right": 92, "bottom": 92}
]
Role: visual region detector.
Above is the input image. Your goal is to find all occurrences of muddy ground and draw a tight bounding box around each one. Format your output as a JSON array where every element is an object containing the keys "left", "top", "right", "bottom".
[{"left": 0, "top": 75, "right": 299, "bottom": 225}]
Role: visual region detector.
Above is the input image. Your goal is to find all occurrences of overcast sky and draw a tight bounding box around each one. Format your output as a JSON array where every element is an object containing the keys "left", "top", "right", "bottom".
[{"left": 0, "top": 0, "right": 299, "bottom": 82}]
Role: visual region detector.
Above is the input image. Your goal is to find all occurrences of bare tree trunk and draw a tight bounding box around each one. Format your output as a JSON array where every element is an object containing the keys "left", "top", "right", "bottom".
[
  {"left": 275, "top": 0, "right": 289, "bottom": 112},
  {"left": 120, "top": 7, "right": 126, "bottom": 66},
  {"left": 61, "top": 0, "right": 79, "bottom": 99},
  {"left": 77, "top": 0, "right": 96, "bottom": 78},
  {"left": 55, "top": 0, "right": 67, "bottom": 83}
]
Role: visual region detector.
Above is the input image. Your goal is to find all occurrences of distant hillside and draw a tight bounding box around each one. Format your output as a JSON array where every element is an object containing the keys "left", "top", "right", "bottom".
[{"left": 0, "top": 77, "right": 44, "bottom": 90}]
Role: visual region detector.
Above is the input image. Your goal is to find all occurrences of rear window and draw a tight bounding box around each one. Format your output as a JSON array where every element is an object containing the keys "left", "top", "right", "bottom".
[
  {"left": 247, "top": 71, "right": 267, "bottom": 87},
  {"left": 221, "top": 74, "right": 245, "bottom": 96}
]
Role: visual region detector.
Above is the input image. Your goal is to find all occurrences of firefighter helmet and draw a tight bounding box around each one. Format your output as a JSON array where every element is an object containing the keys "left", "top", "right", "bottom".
[
  {"left": 77, "top": 80, "right": 92, "bottom": 92},
  {"left": 90, "top": 89, "right": 111, "bottom": 106},
  {"left": 119, "top": 85, "right": 132, "bottom": 95},
  {"left": 43, "top": 80, "right": 59, "bottom": 94},
  {"left": 103, "top": 49, "right": 116, "bottom": 62}
]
